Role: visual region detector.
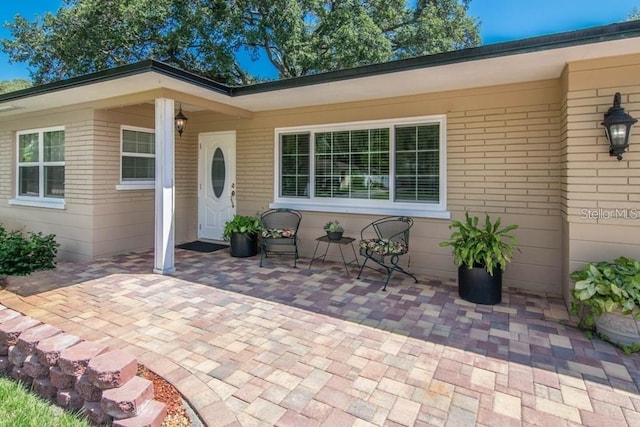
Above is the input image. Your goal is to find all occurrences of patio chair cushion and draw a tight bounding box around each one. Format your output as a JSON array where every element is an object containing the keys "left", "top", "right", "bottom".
[
  {"left": 359, "top": 238, "right": 407, "bottom": 256},
  {"left": 262, "top": 228, "right": 296, "bottom": 239}
]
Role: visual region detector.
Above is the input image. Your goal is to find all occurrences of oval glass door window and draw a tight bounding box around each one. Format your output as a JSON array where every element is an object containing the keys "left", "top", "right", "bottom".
[{"left": 211, "top": 147, "right": 226, "bottom": 198}]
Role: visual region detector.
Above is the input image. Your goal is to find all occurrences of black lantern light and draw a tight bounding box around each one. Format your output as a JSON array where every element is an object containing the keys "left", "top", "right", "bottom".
[
  {"left": 174, "top": 103, "right": 188, "bottom": 137},
  {"left": 601, "top": 92, "right": 637, "bottom": 160}
]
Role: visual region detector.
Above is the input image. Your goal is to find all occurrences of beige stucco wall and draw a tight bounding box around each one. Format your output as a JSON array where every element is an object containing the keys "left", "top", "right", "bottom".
[
  {"left": 191, "top": 78, "right": 563, "bottom": 293},
  {"left": 0, "top": 109, "right": 97, "bottom": 261},
  {"left": 1, "top": 52, "right": 636, "bottom": 298},
  {"left": 0, "top": 104, "right": 197, "bottom": 261},
  {"left": 561, "top": 53, "right": 640, "bottom": 301}
]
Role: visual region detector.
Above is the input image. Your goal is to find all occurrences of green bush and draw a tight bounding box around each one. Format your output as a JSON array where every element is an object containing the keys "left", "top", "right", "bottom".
[
  {"left": 570, "top": 256, "right": 640, "bottom": 328},
  {"left": 0, "top": 225, "right": 60, "bottom": 277}
]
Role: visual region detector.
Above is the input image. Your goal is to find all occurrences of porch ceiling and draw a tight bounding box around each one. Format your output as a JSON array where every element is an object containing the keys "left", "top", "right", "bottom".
[{"left": 0, "top": 24, "right": 638, "bottom": 118}]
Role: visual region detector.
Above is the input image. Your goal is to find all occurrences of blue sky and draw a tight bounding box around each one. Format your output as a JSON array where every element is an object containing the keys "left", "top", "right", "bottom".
[{"left": 0, "top": 0, "right": 638, "bottom": 81}]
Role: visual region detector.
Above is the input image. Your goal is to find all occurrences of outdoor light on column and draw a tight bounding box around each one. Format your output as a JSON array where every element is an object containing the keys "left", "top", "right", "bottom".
[
  {"left": 174, "top": 103, "right": 188, "bottom": 137},
  {"left": 601, "top": 92, "right": 637, "bottom": 160}
]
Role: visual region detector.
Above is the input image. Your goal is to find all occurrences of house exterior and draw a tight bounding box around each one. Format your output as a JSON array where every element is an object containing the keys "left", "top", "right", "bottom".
[{"left": 1, "top": 21, "right": 639, "bottom": 304}]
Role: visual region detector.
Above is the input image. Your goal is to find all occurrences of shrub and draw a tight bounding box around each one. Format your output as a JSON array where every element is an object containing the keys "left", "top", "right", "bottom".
[
  {"left": 570, "top": 256, "right": 640, "bottom": 329},
  {"left": 0, "top": 224, "right": 60, "bottom": 277}
]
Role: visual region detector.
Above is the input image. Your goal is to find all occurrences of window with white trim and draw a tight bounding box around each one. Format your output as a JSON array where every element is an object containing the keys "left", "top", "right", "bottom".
[
  {"left": 274, "top": 116, "right": 448, "bottom": 217},
  {"left": 121, "top": 126, "right": 155, "bottom": 184},
  {"left": 16, "top": 127, "right": 65, "bottom": 201}
]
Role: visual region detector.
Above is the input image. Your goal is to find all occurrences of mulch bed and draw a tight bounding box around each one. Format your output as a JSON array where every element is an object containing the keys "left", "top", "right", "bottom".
[{"left": 138, "top": 365, "right": 191, "bottom": 427}]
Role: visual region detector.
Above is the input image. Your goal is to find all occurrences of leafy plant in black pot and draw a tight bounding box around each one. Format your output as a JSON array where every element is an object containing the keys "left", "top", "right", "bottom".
[
  {"left": 223, "top": 215, "right": 262, "bottom": 257},
  {"left": 440, "top": 212, "right": 518, "bottom": 304},
  {"left": 323, "top": 220, "right": 344, "bottom": 241}
]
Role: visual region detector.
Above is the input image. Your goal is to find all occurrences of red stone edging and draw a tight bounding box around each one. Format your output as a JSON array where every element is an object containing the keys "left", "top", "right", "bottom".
[{"left": 0, "top": 304, "right": 167, "bottom": 426}]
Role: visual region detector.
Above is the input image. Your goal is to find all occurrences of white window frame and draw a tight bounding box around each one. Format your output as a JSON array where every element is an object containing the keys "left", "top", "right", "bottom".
[
  {"left": 116, "top": 125, "right": 155, "bottom": 190},
  {"left": 272, "top": 115, "right": 450, "bottom": 219},
  {"left": 9, "top": 126, "right": 65, "bottom": 209}
]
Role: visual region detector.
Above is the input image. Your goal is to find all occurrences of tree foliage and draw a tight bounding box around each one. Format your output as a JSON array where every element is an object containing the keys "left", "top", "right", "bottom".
[
  {"left": 1, "top": 0, "right": 480, "bottom": 85},
  {"left": 630, "top": 7, "right": 640, "bottom": 21},
  {"left": 0, "top": 79, "right": 31, "bottom": 94}
]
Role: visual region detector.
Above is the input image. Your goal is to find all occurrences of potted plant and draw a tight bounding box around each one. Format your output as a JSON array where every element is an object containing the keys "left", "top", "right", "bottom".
[
  {"left": 223, "top": 215, "right": 262, "bottom": 257},
  {"left": 324, "top": 220, "right": 344, "bottom": 241},
  {"left": 440, "top": 212, "right": 518, "bottom": 305},
  {"left": 570, "top": 256, "right": 640, "bottom": 351}
]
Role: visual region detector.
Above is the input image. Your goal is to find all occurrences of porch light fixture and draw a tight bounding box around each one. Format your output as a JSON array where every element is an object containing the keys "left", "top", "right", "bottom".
[
  {"left": 601, "top": 92, "right": 637, "bottom": 160},
  {"left": 174, "top": 104, "right": 188, "bottom": 137}
]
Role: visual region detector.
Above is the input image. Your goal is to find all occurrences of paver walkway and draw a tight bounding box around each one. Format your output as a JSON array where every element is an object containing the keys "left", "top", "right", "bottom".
[{"left": 1, "top": 248, "right": 640, "bottom": 426}]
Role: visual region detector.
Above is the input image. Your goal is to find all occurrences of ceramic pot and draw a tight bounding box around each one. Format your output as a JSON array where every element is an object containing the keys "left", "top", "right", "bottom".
[
  {"left": 457, "top": 265, "right": 502, "bottom": 305},
  {"left": 326, "top": 231, "right": 344, "bottom": 241},
  {"left": 595, "top": 310, "right": 640, "bottom": 347},
  {"left": 229, "top": 233, "right": 258, "bottom": 257}
]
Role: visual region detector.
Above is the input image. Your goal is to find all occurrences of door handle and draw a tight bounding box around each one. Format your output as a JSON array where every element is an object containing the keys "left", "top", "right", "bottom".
[{"left": 231, "top": 190, "right": 236, "bottom": 208}]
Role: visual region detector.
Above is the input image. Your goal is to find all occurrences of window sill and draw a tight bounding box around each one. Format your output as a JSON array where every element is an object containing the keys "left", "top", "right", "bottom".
[
  {"left": 116, "top": 183, "right": 155, "bottom": 191},
  {"left": 269, "top": 200, "right": 451, "bottom": 219},
  {"left": 9, "top": 198, "right": 65, "bottom": 210}
]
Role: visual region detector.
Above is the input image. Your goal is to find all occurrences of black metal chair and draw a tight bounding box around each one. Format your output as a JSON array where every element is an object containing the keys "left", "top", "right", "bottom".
[
  {"left": 259, "top": 208, "right": 302, "bottom": 268},
  {"left": 357, "top": 216, "right": 418, "bottom": 290}
]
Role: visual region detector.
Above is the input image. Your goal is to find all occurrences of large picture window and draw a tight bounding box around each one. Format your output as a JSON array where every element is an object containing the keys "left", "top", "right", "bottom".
[
  {"left": 121, "top": 126, "right": 155, "bottom": 183},
  {"left": 16, "top": 127, "right": 65, "bottom": 204},
  {"left": 274, "top": 116, "right": 447, "bottom": 217}
]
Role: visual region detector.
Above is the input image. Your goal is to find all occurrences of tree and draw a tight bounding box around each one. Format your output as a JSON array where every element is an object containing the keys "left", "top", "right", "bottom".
[
  {"left": 629, "top": 7, "right": 640, "bottom": 20},
  {"left": 0, "top": 78, "right": 31, "bottom": 94},
  {"left": 1, "top": 0, "right": 480, "bottom": 85}
]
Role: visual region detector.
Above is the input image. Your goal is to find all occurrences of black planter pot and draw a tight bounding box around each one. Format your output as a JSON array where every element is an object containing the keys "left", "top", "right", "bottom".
[
  {"left": 326, "top": 231, "right": 344, "bottom": 241},
  {"left": 457, "top": 265, "right": 502, "bottom": 305},
  {"left": 229, "top": 233, "right": 258, "bottom": 257}
]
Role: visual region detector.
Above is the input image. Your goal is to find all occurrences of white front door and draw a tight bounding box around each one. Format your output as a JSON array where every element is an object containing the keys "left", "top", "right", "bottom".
[{"left": 198, "top": 131, "right": 236, "bottom": 240}]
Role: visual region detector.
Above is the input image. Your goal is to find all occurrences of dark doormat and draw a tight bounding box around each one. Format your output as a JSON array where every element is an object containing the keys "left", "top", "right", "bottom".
[{"left": 176, "top": 241, "right": 229, "bottom": 253}]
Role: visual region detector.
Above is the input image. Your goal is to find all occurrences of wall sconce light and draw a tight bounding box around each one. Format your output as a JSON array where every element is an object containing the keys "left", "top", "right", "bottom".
[
  {"left": 174, "top": 103, "right": 188, "bottom": 137},
  {"left": 601, "top": 92, "right": 637, "bottom": 160}
]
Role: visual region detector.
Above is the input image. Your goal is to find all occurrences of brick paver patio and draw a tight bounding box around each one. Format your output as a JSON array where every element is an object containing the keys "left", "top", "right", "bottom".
[{"left": 1, "top": 248, "right": 640, "bottom": 426}]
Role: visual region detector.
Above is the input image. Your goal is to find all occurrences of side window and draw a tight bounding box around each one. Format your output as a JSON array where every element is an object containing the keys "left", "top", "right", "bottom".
[
  {"left": 394, "top": 124, "right": 440, "bottom": 202},
  {"left": 121, "top": 127, "right": 155, "bottom": 182},
  {"left": 17, "top": 127, "right": 65, "bottom": 200},
  {"left": 280, "top": 133, "right": 310, "bottom": 197}
]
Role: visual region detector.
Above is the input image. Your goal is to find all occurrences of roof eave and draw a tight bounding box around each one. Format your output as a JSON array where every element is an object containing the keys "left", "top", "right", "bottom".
[
  {"left": 232, "top": 20, "right": 640, "bottom": 96},
  {"left": 0, "top": 59, "right": 232, "bottom": 104}
]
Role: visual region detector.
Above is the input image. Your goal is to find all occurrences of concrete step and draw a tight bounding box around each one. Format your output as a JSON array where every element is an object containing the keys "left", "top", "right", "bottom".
[
  {"left": 0, "top": 309, "right": 21, "bottom": 324},
  {"left": 75, "top": 372, "right": 103, "bottom": 401},
  {"left": 112, "top": 400, "right": 167, "bottom": 427},
  {"left": 82, "top": 401, "right": 113, "bottom": 426},
  {"left": 49, "top": 365, "right": 77, "bottom": 390},
  {"left": 36, "top": 333, "right": 82, "bottom": 367},
  {"left": 0, "top": 355, "right": 9, "bottom": 375},
  {"left": 11, "top": 365, "right": 32, "bottom": 385},
  {"left": 16, "top": 323, "right": 62, "bottom": 355},
  {"left": 87, "top": 349, "right": 137, "bottom": 389},
  {"left": 23, "top": 354, "right": 50, "bottom": 378},
  {"left": 101, "top": 375, "right": 154, "bottom": 419},
  {"left": 33, "top": 377, "right": 57, "bottom": 399},
  {"left": 58, "top": 341, "right": 109, "bottom": 376},
  {"left": 57, "top": 388, "right": 84, "bottom": 410},
  {"left": 0, "top": 316, "right": 42, "bottom": 347}
]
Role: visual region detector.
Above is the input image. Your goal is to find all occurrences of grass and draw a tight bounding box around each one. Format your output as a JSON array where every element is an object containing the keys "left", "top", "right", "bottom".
[{"left": 0, "top": 377, "right": 91, "bottom": 427}]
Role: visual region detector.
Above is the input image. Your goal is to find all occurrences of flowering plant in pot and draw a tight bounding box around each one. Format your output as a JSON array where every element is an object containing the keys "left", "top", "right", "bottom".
[
  {"left": 323, "top": 220, "right": 344, "bottom": 241},
  {"left": 223, "top": 215, "right": 262, "bottom": 257},
  {"left": 439, "top": 212, "right": 518, "bottom": 304},
  {"left": 570, "top": 256, "right": 640, "bottom": 352}
]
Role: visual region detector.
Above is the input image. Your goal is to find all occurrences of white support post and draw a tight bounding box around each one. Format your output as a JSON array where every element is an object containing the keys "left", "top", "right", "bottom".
[{"left": 153, "top": 98, "right": 176, "bottom": 274}]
